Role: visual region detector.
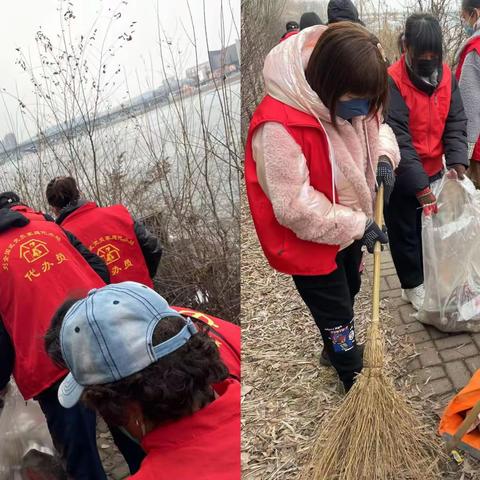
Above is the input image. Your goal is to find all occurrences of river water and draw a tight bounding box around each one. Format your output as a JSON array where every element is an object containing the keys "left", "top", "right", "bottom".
[{"left": 0, "top": 78, "right": 241, "bottom": 221}]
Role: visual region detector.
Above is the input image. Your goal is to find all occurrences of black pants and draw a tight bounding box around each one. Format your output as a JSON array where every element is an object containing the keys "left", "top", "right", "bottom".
[
  {"left": 36, "top": 381, "right": 145, "bottom": 479},
  {"left": 384, "top": 186, "right": 423, "bottom": 289},
  {"left": 293, "top": 241, "right": 363, "bottom": 391}
]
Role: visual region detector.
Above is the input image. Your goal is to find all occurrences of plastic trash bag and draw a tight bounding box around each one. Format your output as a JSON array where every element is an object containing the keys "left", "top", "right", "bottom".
[
  {"left": 418, "top": 175, "right": 480, "bottom": 332},
  {"left": 0, "top": 383, "right": 66, "bottom": 480}
]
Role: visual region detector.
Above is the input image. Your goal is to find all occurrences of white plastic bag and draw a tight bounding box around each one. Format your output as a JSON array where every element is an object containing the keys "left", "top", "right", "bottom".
[
  {"left": 0, "top": 383, "right": 58, "bottom": 480},
  {"left": 418, "top": 176, "right": 480, "bottom": 332}
]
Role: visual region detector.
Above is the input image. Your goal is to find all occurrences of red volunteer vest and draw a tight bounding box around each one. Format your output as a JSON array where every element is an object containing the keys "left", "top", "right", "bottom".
[
  {"left": 389, "top": 56, "right": 452, "bottom": 176},
  {"left": 172, "top": 307, "right": 240, "bottom": 380},
  {"left": 0, "top": 207, "right": 105, "bottom": 399},
  {"left": 245, "top": 95, "right": 340, "bottom": 276},
  {"left": 456, "top": 37, "right": 480, "bottom": 162},
  {"left": 60, "top": 202, "right": 153, "bottom": 288},
  {"left": 132, "top": 379, "right": 240, "bottom": 480}
]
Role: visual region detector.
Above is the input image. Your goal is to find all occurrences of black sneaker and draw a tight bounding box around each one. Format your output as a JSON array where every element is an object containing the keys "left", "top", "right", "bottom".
[{"left": 319, "top": 344, "right": 365, "bottom": 367}]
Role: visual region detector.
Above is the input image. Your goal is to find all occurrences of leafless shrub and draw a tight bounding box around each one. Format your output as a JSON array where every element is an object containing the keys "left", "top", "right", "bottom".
[
  {"left": 241, "top": 0, "right": 286, "bottom": 140},
  {"left": 0, "top": 0, "right": 240, "bottom": 322},
  {"left": 360, "top": 0, "right": 465, "bottom": 66}
]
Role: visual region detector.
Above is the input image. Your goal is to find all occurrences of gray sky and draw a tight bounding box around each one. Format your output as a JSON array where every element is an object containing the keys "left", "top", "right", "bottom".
[{"left": 0, "top": 0, "right": 240, "bottom": 140}]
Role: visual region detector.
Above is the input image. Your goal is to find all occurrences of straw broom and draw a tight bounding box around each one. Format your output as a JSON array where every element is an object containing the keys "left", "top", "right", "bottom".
[{"left": 301, "top": 185, "right": 442, "bottom": 480}]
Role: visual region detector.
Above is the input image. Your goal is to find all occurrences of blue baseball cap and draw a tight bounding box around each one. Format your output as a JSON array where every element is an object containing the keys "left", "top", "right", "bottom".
[{"left": 58, "top": 281, "right": 198, "bottom": 408}]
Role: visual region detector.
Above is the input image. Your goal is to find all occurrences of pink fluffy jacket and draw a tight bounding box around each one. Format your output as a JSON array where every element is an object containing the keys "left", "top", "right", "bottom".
[{"left": 252, "top": 25, "right": 400, "bottom": 249}]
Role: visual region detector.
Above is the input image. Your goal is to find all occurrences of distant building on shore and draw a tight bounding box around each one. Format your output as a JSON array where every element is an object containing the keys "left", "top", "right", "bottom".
[
  {"left": 186, "top": 62, "right": 212, "bottom": 84},
  {"left": 1, "top": 133, "right": 17, "bottom": 152},
  {"left": 208, "top": 42, "right": 240, "bottom": 79}
]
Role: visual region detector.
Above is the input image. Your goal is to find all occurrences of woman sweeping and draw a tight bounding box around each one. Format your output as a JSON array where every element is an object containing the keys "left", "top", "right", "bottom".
[
  {"left": 458, "top": 0, "right": 480, "bottom": 187},
  {"left": 385, "top": 13, "right": 468, "bottom": 311},
  {"left": 245, "top": 23, "right": 400, "bottom": 392}
]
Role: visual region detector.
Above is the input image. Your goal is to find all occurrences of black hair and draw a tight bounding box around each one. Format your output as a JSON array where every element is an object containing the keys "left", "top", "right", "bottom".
[
  {"left": 462, "top": 0, "right": 480, "bottom": 13},
  {"left": 404, "top": 13, "right": 443, "bottom": 61},
  {"left": 300, "top": 12, "right": 323, "bottom": 30},
  {"left": 286, "top": 21, "right": 299, "bottom": 31},
  {"left": 45, "top": 299, "right": 229, "bottom": 427},
  {"left": 45, "top": 298, "right": 79, "bottom": 368},
  {"left": 0, "top": 192, "right": 21, "bottom": 209},
  {"left": 45, "top": 176, "right": 80, "bottom": 210}
]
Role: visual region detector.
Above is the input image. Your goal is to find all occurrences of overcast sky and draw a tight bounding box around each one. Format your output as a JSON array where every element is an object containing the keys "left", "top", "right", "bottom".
[{"left": 0, "top": 0, "right": 240, "bottom": 141}]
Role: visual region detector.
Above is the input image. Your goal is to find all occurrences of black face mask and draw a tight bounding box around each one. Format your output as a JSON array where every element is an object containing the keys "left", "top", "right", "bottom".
[{"left": 414, "top": 58, "right": 438, "bottom": 78}]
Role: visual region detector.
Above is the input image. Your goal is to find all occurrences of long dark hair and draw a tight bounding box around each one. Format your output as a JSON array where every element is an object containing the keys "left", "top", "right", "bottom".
[
  {"left": 305, "top": 22, "right": 388, "bottom": 126},
  {"left": 404, "top": 13, "right": 443, "bottom": 62}
]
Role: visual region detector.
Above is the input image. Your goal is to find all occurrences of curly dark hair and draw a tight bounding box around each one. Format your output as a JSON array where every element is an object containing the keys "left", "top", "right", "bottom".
[
  {"left": 45, "top": 300, "right": 229, "bottom": 426},
  {"left": 45, "top": 176, "right": 80, "bottom": 210},
  {"left": 45, "top": 298, "right": 76, "bottom": 369}
]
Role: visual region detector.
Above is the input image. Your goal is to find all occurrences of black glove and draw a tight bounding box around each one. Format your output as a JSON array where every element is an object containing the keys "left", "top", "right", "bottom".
[
  {"left": 362, "top": 218, "right": 388, "bottom": 254},
  {"left": 376, "top": 156, "right": 395, "bottom": 206}
]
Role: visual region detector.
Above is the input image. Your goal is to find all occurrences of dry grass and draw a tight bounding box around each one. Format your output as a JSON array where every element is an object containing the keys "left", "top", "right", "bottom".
[
  {"left": 241, "top": 196, "right": 480, "bottom": 479},
  {"left": 300, "top": 332, "right": 442, "bottom": 479}
]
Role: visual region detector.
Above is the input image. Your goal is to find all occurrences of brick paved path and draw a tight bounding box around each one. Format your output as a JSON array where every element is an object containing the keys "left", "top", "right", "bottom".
[{"left": 365, "top": 249, "right": 480, "bottom": 407}]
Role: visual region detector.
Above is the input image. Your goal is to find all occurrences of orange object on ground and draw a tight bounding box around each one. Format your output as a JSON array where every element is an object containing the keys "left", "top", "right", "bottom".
[{"left": 439, "top": 369, "right": 480, "bottom": 458}]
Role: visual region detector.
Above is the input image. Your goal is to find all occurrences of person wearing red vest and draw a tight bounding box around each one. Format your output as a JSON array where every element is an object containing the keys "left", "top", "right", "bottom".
[
  {"left": 280, "top": 21, "right": 299, "bottom": 43},
  {"left": 44, "top": 282, "right": 240, "bottom": 480},
  {"left": 0, "top": 191, "right": 118, "bottom": 479},
  {"left": 385, "top": 14, "right": 468, "bottom": 311},
  {"left": 457, "top": 0, "right": 480, "bottom": 187},
  {"left": 46, "top": 176, "right": 162, "bottom": 288},
  {"left": 245, "top": 24, "right": 400, "bottom": 392}
]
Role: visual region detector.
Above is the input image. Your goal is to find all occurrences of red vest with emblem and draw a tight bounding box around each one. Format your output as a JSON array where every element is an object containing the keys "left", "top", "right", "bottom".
[
  {"left": 60, "top": 203, "right": 153, "bottom": 288},
  {"left": 171, "top": 307, "right": 240, "bottom": 380},
  {"left": 0, "top": 207, "right": 105, "bottom": 399},
  {"left": 245, "top": 95, "right": 339, "bottom": 276},
  {"left": 389, "top": 55, "right": 452, "bottom": 176},
  {"left": 456, "top": 36, "right": 480, "bottom": 162}
]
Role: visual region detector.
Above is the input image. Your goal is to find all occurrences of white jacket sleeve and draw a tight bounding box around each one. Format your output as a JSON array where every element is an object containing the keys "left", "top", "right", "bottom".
[{"left": 252, "top": 122, "right": 367, "bottom": 246}]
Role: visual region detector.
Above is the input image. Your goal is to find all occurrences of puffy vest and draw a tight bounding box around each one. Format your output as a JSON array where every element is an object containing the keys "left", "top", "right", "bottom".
[
  {"left": 171, "top": 307, "right": 240, "bottom": 380},
  {"left": 389, "top": 55, "right": 452, "bottom": 177},
  {"left": 0, "top": 207, "right": 105, "bottom": 399},
  {"left": 245, "top": 95, "right": 340, "bottom": 276},
  {"left": 60, "top": 202, "right": 153, "bottom": 288},
  {"left": 456, "top": 36, "right": 480, "bottom": 162}
]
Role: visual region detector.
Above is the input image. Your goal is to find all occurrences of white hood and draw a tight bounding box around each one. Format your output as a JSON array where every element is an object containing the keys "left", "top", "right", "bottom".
[{"left": 263, "top": 25, "right": 344, "bottom": 125}]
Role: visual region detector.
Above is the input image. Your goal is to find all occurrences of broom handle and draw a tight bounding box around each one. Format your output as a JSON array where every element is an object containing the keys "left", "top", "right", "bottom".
[
  {"left": 372, "top": 184, "right": 384, "bottom": 326},
  {"left": 446, "top": 399, "right": 480, "bottom": 452}
]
